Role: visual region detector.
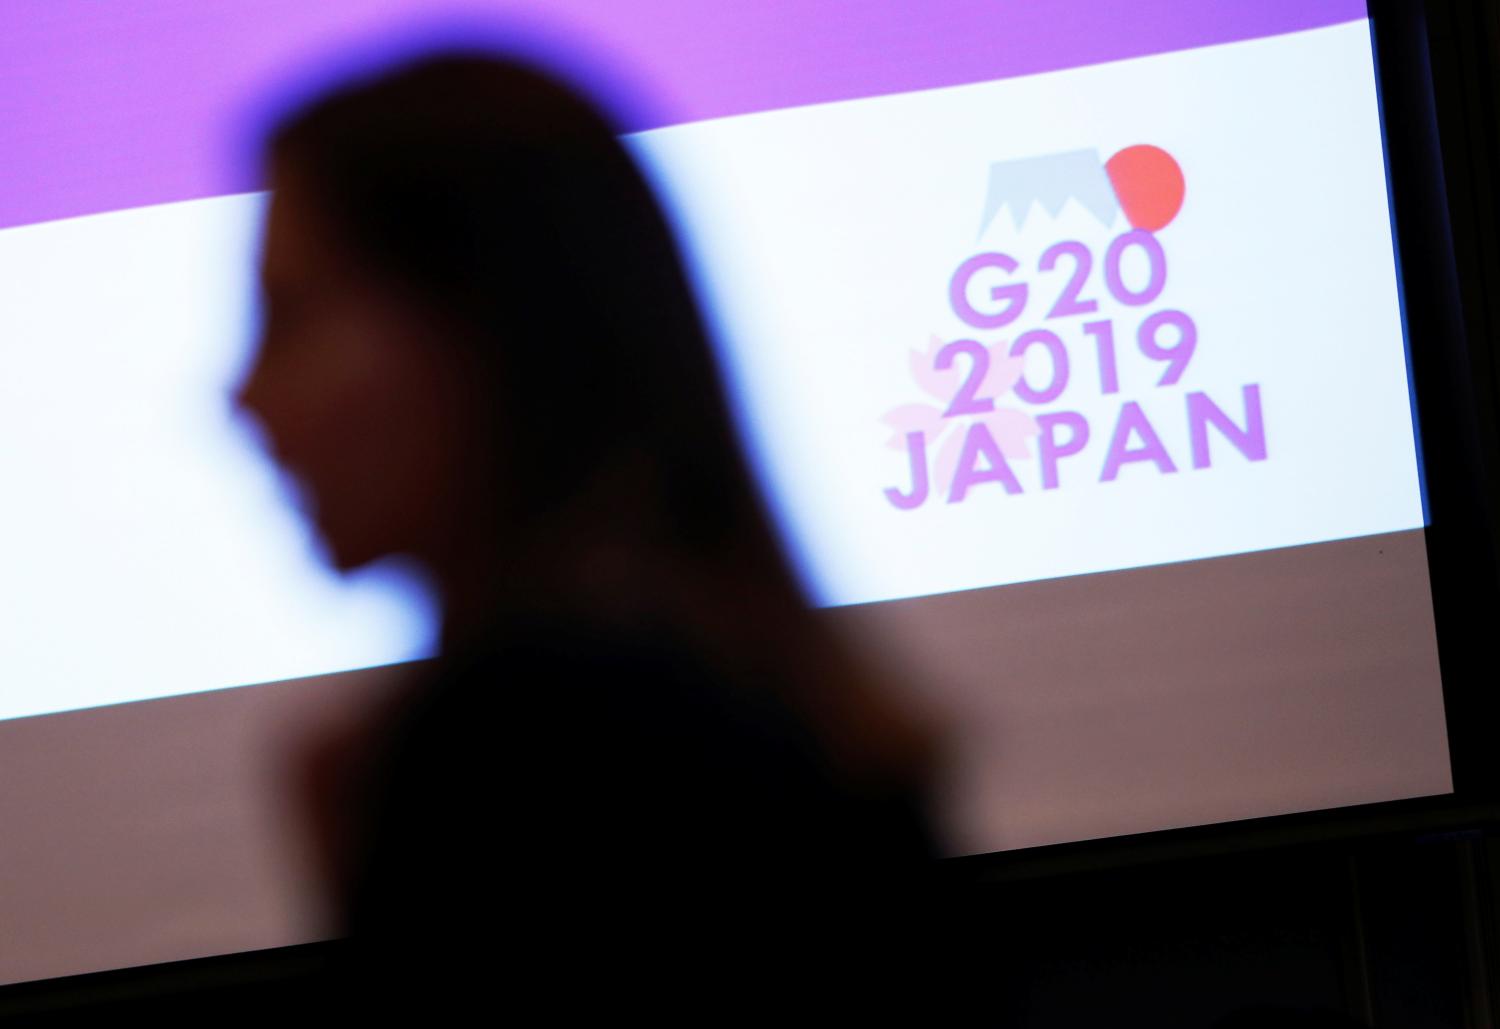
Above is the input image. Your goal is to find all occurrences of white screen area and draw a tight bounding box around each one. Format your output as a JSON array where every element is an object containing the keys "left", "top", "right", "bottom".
[
  {"left": 1, "top": 20, "right": 1427, "bottom": 714},
  {"left": 0, "top": 7, "right": 1453, "bottom": 986},
  {"left": 0, "top": 196, "right": 437, "bottom": 721},
  {"left": 631, "top": 23, "right": 1425, "bottom": 606}
]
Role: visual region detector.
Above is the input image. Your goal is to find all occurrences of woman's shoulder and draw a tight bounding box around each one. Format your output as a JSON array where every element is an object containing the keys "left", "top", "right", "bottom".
[
  {"left": 378, "top": 613, "right": 934, "bottom": 863},
  {"left": 415, "top": 615, "right": 833, "bottom": 787},
  {"left": 339, "top": 612, "right": 943, "bottom": 1001}
]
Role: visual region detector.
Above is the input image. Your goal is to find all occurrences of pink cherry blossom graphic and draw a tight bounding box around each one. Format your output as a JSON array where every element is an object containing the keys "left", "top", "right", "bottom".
[{"left": 883, "top": 334, "right": 1039, "bottom": 500}]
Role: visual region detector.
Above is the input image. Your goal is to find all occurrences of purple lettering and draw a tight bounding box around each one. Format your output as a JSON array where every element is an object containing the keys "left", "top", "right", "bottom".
[
  {"left": 884, "top": 431, "right": 930, "bottom": 509},
  {"left": 1138, "top": 310, "right": 1197, "bottom": 386},
  {"left": 1040, "top": 240, "right": 1098, "bottom": 318},
  {"left": 1083, "top": 319, "right": 1119, "bottom": 394},
  {"left": 948, "top": 422, "right": 1023, "bottom": 503},
  {"left": 1008, "top": 329, "right": 1070, "bottom": 405},
  {"left": 1101, "top": 402, "right": 1178, "bottom": 481},
  {"left": 1037, "top": 412, "right": 1090, "bottom": 490},
  {"left": 949, "top": 253, "right": 1028, "bottom": 329},
  {"left": 1104, "top": 230, "right": 1167, "bottom": 306},
  {"left": 1188, "top": 385, "right": 1266, "bottom": 469},
  {"left": 936, "top": 339, "right": 996, "bottom": 417}
]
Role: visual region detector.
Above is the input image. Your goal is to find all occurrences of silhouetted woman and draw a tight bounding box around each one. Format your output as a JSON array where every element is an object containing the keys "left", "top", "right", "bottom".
[{"left": 237, "top": 52, "right": 940, "bottom": 1016}]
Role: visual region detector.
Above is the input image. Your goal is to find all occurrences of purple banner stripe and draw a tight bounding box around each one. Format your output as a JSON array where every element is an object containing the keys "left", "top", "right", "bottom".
[{"left": 0, "top": 0, "right": 1366, "bottom": 231}]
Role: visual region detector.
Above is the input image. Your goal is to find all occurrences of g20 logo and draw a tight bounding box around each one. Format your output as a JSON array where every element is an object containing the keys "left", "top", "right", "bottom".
[{"left": 882, "top": 145, "right": 1266, "bottom": 510}]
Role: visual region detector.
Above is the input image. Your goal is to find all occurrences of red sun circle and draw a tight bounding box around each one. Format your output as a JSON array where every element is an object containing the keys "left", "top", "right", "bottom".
[{"left": 1105, "top": 145, "right": 1185, "bottom": 231}]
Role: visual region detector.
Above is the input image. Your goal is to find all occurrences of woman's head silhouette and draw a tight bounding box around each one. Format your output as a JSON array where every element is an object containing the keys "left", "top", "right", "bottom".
[{"left": 238, "top": 52, "right": 929, "bottom": 775}]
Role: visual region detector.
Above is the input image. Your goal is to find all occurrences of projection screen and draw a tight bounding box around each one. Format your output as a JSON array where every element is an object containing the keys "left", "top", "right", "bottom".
[{"left": 0, "top": 0, "right": 1448, "bottom": 984}]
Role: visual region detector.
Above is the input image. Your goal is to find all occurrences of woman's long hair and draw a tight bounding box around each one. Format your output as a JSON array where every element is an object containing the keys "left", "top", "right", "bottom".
[{"left": 267, "top": 53, "right": 930, "bottom": 783}]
